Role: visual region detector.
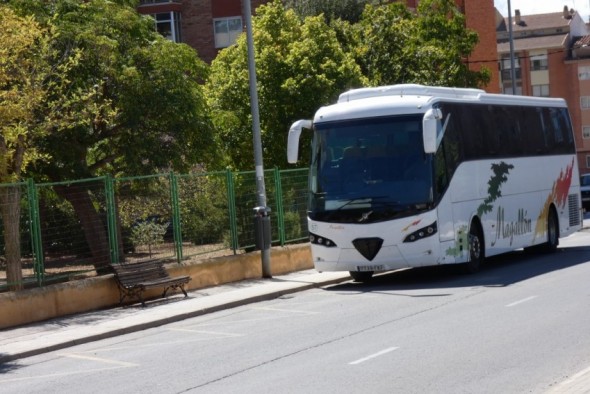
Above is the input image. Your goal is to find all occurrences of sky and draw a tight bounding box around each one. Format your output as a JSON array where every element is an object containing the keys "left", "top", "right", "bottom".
[{"left": 494, "top": 0, "right": 590, "bottom": 22}]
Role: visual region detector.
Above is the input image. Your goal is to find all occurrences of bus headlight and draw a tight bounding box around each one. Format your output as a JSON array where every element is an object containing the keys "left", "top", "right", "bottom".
[
  {"left": 403, "top": 222, "right": 437, "bottom": 243},
  {"left": 310, "top": 232, "right": 337, "bottom": 247}
]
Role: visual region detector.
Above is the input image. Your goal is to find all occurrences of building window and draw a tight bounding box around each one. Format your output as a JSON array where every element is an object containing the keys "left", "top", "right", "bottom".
[
  {"left": 214, "top": 17, "right": 243, "bottom": 48},
  {"left": 586, "top": 155, "right": 590, "bottom": 168},
  {"left": 532, "top": 84, "right": 549, "bottom": 97},
  {"left": 582, "top": 96, "right": 590, "bottom": 109},
  {"left": 579, "top": 66, "right": 590, "bottom": 80},
  {"left": 502, "top": 82, "right": 522, "bottom": 95},
  {"left": 530, "top": 54, "right": 548, "bottom": 71},
  {"left": 153, "top": 12, "right": 181, "bottom": 43},
  {"left": 500, "top": 55, "right": 521, "bottom": 86},
  {"left": 583, "top": 126, "right": 590, "bottom": 139},
  {"left": 501, "top": 55, "right": 520, "bottom": 71}
]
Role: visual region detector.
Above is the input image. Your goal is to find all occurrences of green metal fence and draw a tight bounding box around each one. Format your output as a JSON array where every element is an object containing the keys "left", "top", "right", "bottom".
[{"left": 0, "top": 168, "right": 309, "bottom": 291}]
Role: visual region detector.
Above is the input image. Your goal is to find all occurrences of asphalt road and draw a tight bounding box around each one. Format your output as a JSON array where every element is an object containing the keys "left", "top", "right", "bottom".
[{"left": 1, "top": 231, "right": 590, "bottom": 393}]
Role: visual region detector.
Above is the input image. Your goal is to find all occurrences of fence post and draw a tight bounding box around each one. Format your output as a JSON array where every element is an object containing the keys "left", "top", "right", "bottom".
[
  {"left": 274, "top": 167, "right": 286, "bottom": 246},
  {"left": 226, "top": 169, "right": 238, "bottom": 254},
  {"left": 26, "top": 179, "right": 44, "bottom": 285},
  {"left": 169, "top": 171, "right": 183, "bottom": 262},
  {"left": 104, "top": 174, "right": 119, "bottom": 265}
]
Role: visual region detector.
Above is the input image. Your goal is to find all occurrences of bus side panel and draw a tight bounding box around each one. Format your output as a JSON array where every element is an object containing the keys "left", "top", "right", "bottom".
[{"left": 444, "top": 156, "right": 580, "bottom": 261}]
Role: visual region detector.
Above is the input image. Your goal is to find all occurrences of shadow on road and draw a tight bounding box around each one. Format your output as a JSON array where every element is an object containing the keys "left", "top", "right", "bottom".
[{"left": 327, "top": 245, "right": 590, "bottom": 293}]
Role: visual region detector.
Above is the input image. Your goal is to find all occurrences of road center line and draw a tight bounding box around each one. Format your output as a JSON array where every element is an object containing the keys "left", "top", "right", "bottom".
[
  {"left": 349, "top": 347, "right": 399, "bottom": 365},
  {"left": 506, "top": 295, "right": 538, "bottom": 307}
]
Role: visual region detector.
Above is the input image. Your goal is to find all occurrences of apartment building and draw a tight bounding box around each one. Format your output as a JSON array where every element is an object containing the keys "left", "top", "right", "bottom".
[
  {"left": 136, "top": 0, "right": 499, "bottom": 91},
  {"left": 496, "top": 6, "right": 590, "bottom": 173},
  {"left": 137, "top": 0, "right": 266, "bottom": 63}
]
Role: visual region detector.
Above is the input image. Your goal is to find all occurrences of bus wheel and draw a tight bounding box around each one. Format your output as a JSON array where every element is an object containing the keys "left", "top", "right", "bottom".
[
  {"left": 543, "top": 208, "right": 559, "bottom": 253},
  {"left": 349, "top": 271, "right": 374, "bottom": 282},
  {"left": 461, "top": 223, "right": 484, "bottom": 274}
]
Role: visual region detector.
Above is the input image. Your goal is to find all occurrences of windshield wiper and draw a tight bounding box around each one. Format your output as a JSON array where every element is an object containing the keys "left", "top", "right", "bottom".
[{"left": 335, "top": 196, "right": 393, "bottom": 210}]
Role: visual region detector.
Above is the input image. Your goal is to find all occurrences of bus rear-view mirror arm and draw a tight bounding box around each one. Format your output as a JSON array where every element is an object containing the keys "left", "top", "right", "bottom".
[
  {"left": 288, "top": 119, "right": 312, "bottom": 164},
  {"left": 423, "top": 108, "right": 442, "bottom": 154}
]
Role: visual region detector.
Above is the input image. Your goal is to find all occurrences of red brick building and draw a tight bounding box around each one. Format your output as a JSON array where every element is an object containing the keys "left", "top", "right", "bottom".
[
  {"left": 137, "top": 0, "right": 499, "bottom": 92},
  {"left": 138, "top": 0, "right": 266, "bottom": 64},
  {"left": 496, "top": 6, "right": 590, "bottom": 173}
]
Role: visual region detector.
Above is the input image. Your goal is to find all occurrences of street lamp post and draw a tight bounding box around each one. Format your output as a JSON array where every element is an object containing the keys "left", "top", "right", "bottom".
[
  {"left": 507, "top": 0, "right": 517, "bottom": 95},
  {"left": 243, "top": 0, "right": 272, "bottom": 278}
]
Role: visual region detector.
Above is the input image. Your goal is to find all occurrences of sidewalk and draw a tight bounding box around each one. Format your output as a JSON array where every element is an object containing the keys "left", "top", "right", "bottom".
[{"left": 0, "top": 269, "right": 351, "bottom": 363}]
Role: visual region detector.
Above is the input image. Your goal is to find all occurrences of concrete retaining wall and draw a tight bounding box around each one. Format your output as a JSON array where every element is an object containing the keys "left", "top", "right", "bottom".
[{"left": 0, "top": 244, "right": 312, "bottom": 330}]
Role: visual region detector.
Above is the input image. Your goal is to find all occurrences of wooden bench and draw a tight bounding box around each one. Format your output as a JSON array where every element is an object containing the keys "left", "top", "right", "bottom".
[{"left": 111, "top": 260, "right": 191, "bottom": 306}]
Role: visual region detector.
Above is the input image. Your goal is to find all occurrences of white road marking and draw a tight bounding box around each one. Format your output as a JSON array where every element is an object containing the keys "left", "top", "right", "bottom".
[
  {"left": 57, "top": 353, "right": 139, "bottom": 367},
  {"left": 194, "top": 315, "right": 297, "bottom": 327},
  {"left": 251, "top": 307, "right": 320, "bottom": 315},
  {"left": 506, "top": 295, "right": 538, "bottom": 307},
  {"left": 167, "top": 328, "right": 244, "bottom": 337},
  {"left": 0, "top": 366, "right": 130, "bottom": 383},
  {"left": 349, "top": 347, "right": 399, "bottom": 365},
  {"left": 0, "top": 353, "right": 139, "bottom": 383},
  {"left": 546, "top": 365, "right": 590, "bottom": 393}
]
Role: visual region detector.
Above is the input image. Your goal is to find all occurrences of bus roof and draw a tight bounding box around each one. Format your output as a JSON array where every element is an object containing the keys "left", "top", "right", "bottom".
[{"left": 314, "top": 84, "right": 568, "bottom": 123}]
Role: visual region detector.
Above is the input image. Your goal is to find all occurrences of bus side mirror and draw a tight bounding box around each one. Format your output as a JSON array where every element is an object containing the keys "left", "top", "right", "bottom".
[
  {"left": 423, "top": 109, "right": 441, "bottom": 154},
  {"left": 287, "top": 119, "right": 312, "bottom": 164}
]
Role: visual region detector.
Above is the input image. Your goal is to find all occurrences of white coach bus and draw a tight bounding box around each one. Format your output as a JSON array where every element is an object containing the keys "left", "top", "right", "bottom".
[{"left": 287, "top": 84, "right": 582, "bottom": 281}]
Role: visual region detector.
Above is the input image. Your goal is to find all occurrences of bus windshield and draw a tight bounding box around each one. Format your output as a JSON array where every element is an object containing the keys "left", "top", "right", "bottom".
[{"left": 309, "top": 115, "right": 434, "bottom": 223}]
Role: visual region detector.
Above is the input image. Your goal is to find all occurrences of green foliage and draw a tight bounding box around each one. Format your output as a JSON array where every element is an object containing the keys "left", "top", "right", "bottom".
[
  {"left": 352, "top": 0, "right": 490, "bottom": 87},
  {"left": 206, "top": 0, "right": 365, "bottom": 169},
  {"left": 178, "top": 175, "right": 229, "bottom": 245},
  {"left": 283, "top": 211, "right": 302, "bottom": 241},
  {"left": 0, "top": 6, "right": 59, "bottom": 183},
  {"left": 181, "top": 200, "right": 228, "bottom": 245},
  {"left": 284, "top": 0, "right": 381, "bottom": 23},
  {"left": 129, "top": 220, "right": 169, "bottom": 257},
  {"left": 7, "top": 0, "right": 219, "bottom": 182}
]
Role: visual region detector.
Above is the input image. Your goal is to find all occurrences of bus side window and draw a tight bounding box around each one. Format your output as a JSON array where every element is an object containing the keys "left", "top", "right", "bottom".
[
  {"left": 547, "top": 107, "right": 575, "bottom": 154},
  {"left": 496, "top": 106, "right": 524, "bottom": 156},
  {"left": 434, "top": 105, "right": 461, "bottom": 200},
  {"left": 460, "top": 104, "right": 486, "bottom": 160},
  {"left": 522, "top": 107, "right": 546, "bottom": 155}
]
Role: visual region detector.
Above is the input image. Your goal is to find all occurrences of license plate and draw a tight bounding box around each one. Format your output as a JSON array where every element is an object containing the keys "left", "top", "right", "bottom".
[{"left": 356, "top": 265, "right": 383, "bottom": 272}]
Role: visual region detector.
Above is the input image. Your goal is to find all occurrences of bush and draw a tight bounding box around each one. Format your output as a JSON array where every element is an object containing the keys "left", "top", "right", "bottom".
[{"left": 129, "top": 220, "right": 169, "bottom": 257}]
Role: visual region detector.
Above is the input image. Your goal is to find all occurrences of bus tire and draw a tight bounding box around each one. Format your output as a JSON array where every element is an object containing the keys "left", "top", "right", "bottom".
[
  {"left": 543, "top": 208, "right": 559, "bottom": 253},
  {"left": 349, "top": 271, "right": 374, "bottom": 282},
  {"left": 461, "top": 221, "right": 484, "bottom": 274}
]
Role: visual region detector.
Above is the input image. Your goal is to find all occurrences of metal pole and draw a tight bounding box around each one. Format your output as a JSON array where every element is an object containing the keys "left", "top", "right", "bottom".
[
  {"left": 507, "top": 0, "right": 517, "bottom": 95},
  {"left": 243, "top": 0, "right": 272, "bottom": 278}
]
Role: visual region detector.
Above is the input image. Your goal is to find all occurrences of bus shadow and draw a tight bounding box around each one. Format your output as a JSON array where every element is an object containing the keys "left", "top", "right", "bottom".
[{"left": 327, "top": 245, "right": 590, "bottom": 293}]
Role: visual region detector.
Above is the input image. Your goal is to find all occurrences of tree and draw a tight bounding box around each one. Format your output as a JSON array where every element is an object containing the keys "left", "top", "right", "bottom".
[
  {"left": 283, "top": 0, "right": 382, "bottom": 23},
  {"left": 0, "top": 6, "right": 64, "bottom": 290},
  {"left": 129, "top": 220, "right": 169, "bottom": 258},
  {"left": 206, "top": 0, "right": 365, "bottom": 170},
  {"left": 8, "top": 0, "right": 220, "bottom": 272},
  {"left": 351, "top": 0, "right": 490, "bottom": 87}
]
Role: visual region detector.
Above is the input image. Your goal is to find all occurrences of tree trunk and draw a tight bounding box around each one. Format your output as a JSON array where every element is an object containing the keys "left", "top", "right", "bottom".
[
  {"left": 0, "top": 185, "right": 23, "bottom": 291},
  {"left": 54, "top": 185, "right": 111, "bottom": 274}
]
